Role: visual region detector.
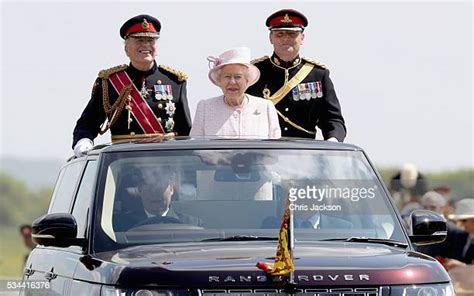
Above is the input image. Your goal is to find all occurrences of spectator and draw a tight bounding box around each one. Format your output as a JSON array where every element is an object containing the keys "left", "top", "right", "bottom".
[
  {"left": 19, "top": 224, "right": 36, "bottom": 264},
  {"left": 416, "top": 191, "right": 469, "bottom": 263},
  {"left": 434, "top": 185, "right": 454, "bottom": 216},
  {"left": 444, "top": 198, "right": 474, "bottom": 269},
  {"left": 389, "top": 163, "right": 427, "bottom": 210},
  {"left": 444, "top": 198, "right": 474, "bottom": 294}
]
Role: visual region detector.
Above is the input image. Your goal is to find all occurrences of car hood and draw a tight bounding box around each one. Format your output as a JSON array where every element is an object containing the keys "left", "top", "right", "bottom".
[{"left": 74, "top": 241, "right": 450, "bottom": 287}]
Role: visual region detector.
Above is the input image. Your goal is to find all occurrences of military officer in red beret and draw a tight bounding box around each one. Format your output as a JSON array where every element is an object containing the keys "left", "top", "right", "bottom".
[
  {"left": 247, "top": 9, "right": 346, "bottom": 141},
  {"left": 72, "top": 14, "right": 192, "bottom": 157}
]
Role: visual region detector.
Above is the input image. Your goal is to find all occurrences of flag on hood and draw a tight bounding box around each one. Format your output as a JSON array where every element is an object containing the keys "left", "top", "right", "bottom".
[{"left": 257, "top": 199, "right": 294, "bottom": 275}]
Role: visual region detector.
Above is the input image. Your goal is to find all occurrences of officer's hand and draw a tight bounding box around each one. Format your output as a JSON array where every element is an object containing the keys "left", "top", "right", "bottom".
[
  {"left": 73, "top": 138, "right": 93, "bottom": 157},
  {"left": 327, "top": 137, "right": 339, "bottom": 142}
]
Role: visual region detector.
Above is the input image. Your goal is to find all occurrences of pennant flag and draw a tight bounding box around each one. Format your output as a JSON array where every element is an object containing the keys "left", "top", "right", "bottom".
[{"left": 257, "top": 199, "right": 294, "bottom": 275}]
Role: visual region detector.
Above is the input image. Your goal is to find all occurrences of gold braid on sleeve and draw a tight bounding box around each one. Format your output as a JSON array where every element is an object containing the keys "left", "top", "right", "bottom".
[{"left": 99, "top": 79, "right": 131, "bottom": 135}]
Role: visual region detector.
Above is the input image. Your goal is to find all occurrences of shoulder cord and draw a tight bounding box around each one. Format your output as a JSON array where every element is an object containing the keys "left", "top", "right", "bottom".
[{"left": 99, "top": 79, "right": 131, "bottom": 135}]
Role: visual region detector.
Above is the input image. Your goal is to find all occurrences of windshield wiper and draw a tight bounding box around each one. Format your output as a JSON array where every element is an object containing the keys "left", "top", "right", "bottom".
[
  {"left": 322, "top": 237, "right": 408, "bottom": 248},
  {"left": 201, "top": 235, "right": 278, "bottom": 242}
]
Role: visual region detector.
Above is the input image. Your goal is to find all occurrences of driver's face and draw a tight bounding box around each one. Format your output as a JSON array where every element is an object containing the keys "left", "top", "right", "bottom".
[
  {"left": 138, "top": 167, "right": 174, "bottom": 215},
  {"left": 139, "top": 181, "right": 174, "bottom": 215}
]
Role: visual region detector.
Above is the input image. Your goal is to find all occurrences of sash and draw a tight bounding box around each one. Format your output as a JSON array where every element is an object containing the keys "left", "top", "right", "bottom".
[
  {"left": 109, "top": 71, "right": 164, "bottom": 134},
  {"left": 266, "top": 63, "right": 316, "bottom": 135},
  {"left": 268, "top": 63, "right": 314, "bottom": 105}
]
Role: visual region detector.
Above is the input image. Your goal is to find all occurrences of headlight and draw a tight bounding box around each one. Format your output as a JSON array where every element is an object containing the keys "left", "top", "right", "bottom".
[
  {"left": 391, "top": 283, "right": 455, "bottom": 296},
  {"left": 101, "top": 287, "right": 187, "bottom": 296}
]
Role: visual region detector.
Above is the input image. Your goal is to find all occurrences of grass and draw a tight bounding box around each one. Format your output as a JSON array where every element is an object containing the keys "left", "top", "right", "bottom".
[{"left": 0, "top": 226, "right": 29, "bottom": 278}]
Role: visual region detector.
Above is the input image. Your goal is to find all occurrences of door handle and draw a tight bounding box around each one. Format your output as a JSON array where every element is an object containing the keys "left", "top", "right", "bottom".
[
  {"left": 44, "top": 270, "right": 57, "bottom": 281},
  {"left": 24, "top": 267, "right": 34, "bottom": 277}
]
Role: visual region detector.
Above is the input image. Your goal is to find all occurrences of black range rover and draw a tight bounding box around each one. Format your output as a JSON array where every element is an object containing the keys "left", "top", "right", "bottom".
[{"left": 22, "top": 138, "right": 454, "bottom": 295}]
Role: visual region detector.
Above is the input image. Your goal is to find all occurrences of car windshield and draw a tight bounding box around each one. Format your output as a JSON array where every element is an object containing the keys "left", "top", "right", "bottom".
[{"left": 93, "top": 148, "right": 406, "bottom": 251}]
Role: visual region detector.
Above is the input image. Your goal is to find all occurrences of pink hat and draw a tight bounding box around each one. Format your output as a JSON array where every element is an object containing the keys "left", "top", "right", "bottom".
[{"left": 207, "top": 47, "right": 260, "bottom": 87}]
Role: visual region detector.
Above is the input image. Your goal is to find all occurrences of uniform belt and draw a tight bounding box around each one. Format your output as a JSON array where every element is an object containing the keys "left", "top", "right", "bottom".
[{"left": 111, "top": 132, "right": 175, "bottom": 143}]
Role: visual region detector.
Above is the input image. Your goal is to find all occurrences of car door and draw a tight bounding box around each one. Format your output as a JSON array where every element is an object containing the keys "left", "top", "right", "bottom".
[{"left": 21, "top": 159, "right": 91, "bottom": 295}]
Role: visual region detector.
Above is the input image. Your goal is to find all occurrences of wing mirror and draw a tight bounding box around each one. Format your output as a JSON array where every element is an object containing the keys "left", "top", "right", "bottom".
[
  {"left": 409, "top": 210, "right": 447, "bottom": 246},
  {"left": 32, "top": 213, "right": 84, "bottom": 247}
]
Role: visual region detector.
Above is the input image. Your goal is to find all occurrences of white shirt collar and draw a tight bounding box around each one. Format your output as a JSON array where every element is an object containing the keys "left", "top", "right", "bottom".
[{"left": 145, "top": 207, "right": 170, "bottom": 218}]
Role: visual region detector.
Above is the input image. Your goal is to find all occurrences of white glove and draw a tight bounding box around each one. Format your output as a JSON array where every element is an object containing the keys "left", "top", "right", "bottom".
[
  {"left": 73, "top": 138, "right": 93, "bottom": 157},
  {"left": 327, "top": 137, "right": 339, "bottom": 142}
]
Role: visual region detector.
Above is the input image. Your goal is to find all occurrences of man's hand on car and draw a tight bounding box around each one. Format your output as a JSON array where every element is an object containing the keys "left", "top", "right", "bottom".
[{"left": 73, "top": 138, "right": 93, "bottom": 157}]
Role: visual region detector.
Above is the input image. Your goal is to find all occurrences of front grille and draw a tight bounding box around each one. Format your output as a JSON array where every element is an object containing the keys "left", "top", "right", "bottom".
[{"left": 201, "top": 288, "right": 379, "bottom": 296}]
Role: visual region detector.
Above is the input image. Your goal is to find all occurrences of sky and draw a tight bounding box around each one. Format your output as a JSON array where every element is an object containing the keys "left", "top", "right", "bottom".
[{"left": 0, "top": 0, "right": 472, "bottom": 172}]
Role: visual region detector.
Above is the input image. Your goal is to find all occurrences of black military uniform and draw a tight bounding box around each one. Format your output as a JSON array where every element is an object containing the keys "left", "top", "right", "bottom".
[
  {"left": 72, "top": 15, "right": 191, "bottom": 148},
  {"left": 73, "top": 62, "right": 191, "bottom": 147},
  {"left": 246, "top": 9, "right": 346, "bottom": 141}
]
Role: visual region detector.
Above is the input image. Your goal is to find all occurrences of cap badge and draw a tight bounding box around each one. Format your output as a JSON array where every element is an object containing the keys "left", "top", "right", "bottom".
[
  {"left": 142, "top": 19, "right": 150, "bottom": 29},
  {"left": 281, "top": 14, "right": 292, "bottom": 23}
]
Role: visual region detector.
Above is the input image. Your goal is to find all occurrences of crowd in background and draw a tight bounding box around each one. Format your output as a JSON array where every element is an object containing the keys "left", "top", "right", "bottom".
[{"left": 389, "top": 163, "right": 474, "bottom": 293}]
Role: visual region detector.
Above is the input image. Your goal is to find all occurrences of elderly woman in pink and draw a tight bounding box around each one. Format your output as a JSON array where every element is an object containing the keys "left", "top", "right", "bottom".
[{"left": 190, "top": 47, "right": 281, "bottom": 138}]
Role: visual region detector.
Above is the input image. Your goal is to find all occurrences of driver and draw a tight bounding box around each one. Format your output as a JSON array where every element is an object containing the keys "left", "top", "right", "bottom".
[{"left": 119, "top": 165, "right": 202, "bottom": 230}]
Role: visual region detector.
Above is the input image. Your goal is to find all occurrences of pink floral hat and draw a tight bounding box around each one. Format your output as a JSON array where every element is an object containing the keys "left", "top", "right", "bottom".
[{"left": 207, "top": 47, "right": 260, "bottom": 87}]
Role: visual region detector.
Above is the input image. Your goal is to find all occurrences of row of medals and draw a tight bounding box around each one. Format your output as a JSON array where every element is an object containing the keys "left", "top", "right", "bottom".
[
  {"left": 140, "top": 83, "right": 176, "bottom": 131},
  {"left": 292, "top": 81, "right": 323, "bottom": 101}
]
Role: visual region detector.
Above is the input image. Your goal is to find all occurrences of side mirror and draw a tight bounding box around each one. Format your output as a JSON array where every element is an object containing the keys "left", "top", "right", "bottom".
[
  {"left": 409, "top": 210, "right": 447, "bottom": 246},
  {"left": 32, "top": 213, "right": 83, "bottom": 247}
]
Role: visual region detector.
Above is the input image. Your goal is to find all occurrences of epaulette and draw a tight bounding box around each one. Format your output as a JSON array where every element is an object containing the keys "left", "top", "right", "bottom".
[
  {"left": 159, "top": 64, "right": 188, "bottom": 82},
  {"left": 302, "top": 57, "right": 328, "bottom": 69},
  {"left": 98, "top": 64, "right": 128, "bottom": 79},
  {"left": 251, "top": 55, "right": 269, "bottom": 64}
]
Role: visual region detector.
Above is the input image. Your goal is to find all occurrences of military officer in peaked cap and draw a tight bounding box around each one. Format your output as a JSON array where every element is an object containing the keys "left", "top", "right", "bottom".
[
  {"left": 247, "top": 9, "right": 346, "bottom": 141},
  {"left": 72, "top": 14, "right": 192, "bottom": 157}
]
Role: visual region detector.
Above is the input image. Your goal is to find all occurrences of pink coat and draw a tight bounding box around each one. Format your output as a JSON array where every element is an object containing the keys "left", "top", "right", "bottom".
[{"left": 190, "top": 94, "right": 281, "bottom": 139}]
